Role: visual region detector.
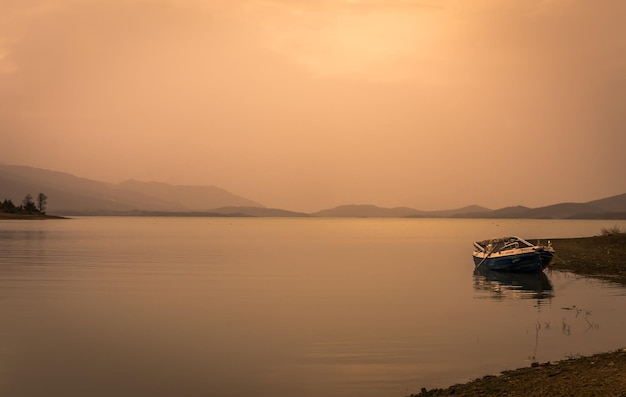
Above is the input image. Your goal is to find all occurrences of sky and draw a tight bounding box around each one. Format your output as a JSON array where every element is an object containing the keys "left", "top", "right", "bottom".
[{"left": 1, "top": 0, "right": 625, "bottom": 212}]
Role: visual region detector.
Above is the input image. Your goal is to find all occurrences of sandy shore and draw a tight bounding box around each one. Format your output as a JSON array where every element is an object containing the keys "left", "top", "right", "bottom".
[{"left": 409, "top": 232, "right": 626, "bottom": 397}]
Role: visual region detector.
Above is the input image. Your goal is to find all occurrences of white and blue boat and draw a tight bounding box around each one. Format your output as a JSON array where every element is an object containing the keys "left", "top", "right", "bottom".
[{"left": 473, "top": 236, "right": 555, "bottom": 273}]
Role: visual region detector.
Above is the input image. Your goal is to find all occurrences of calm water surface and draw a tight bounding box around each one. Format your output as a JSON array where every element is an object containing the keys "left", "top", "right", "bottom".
[{"left": 1, "top": 217, "right": 626, "bottom": 397}]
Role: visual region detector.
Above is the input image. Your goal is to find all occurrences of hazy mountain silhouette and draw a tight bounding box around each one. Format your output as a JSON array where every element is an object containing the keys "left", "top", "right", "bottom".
[
  {"left": 312, "top": 204, "right": 491, "bottom": 218},
  {"left": 314, "top": 200, "right": 626, "bottom": 219},
  {"left": 459, "top": 194, "right": 626, "bottom": 219},
  {"left": 209, "top": 206, "right": 308, "bottom": 217},
  {"left": 460, "top": 205, "right": 532, "bottom": 218},
  {"left": 587, "top": 193, "right": 626, "bottom": 213},
  {"left": 411, "top": 205, "right": 492, "bottom": 218},
  {"left": 2, "top": 164, "right": 625, "bottom": 218},
  {"left": 524, "top": 203, "right": 604, "bottom": 219},
  {"left": 312, "top": 205, "right": 424, "bottom": 218},
  {"left": 0, "top": 164, "right": 260, "bottom": 214},
  {"left": 118, "top": 180, "right": 261, "bottom": 210}
]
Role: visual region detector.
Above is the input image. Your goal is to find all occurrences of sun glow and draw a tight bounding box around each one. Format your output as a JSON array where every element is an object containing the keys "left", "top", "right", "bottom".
[{"left": 257, "top": 3, "right": 442, "bottom": 80}]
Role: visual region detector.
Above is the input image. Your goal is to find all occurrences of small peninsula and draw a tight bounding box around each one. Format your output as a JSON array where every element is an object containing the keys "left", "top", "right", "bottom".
[
  {"left": 0, "top": 212, "right": 65, "bottom": 220},
  {"left": 1, "top": 193, "right": 65, "bottom": 219}
]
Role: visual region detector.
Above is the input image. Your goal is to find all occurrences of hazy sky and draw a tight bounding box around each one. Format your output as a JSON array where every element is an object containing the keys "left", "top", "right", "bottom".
[{"left": 1, "top": 0, "right": 625, "bottom": 212}]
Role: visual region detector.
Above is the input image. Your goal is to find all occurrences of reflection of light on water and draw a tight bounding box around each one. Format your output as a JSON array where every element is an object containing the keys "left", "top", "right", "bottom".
[{"left": 472, "top": 268, "right": 555, "bottom": 304}]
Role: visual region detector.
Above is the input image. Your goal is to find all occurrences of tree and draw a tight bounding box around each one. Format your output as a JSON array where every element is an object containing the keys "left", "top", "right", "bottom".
[
  {"left": 37, "top": 193, "right": 48, "bottom": 213},
  {"left": 1, "top": 198, "right": 16, "bottom": 213},
  {"left": 22, "top": 194, "right": 37, "bottom": 213}
]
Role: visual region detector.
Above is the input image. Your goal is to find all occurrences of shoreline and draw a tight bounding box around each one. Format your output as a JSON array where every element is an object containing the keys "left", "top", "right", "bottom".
[
  {"left": 0, "top": 212, "right": 68, "bottom": 220},
  {"left": 548, "top": 233, "right": 626, "bottom": 286},
  {"left": 410, "top": 232, "right": 626, "bottom": 396},
  {"left": 411, "top": 349, "right": 626, "bottom": 396}
]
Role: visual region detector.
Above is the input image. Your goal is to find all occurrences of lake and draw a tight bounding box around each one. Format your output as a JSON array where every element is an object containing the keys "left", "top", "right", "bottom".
[{"left": 1, "top": 217, "right": 625, "bottom": 397}]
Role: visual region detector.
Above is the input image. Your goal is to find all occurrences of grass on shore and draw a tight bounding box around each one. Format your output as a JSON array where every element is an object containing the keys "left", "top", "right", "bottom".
[{"left": 549, "top": 232, "right": 626, "bottom": 286}]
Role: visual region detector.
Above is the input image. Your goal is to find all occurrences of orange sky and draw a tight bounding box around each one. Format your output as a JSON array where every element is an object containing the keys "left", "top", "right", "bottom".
[{"left": 1, "top": 0, "right": 625, "bottom": 212}]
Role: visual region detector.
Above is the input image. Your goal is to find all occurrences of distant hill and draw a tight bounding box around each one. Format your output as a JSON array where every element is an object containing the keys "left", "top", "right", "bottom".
[
  {"left": 312, "top": 204, "right": 491, "bottom": 218},
  {"left": 412, "top": 205, "right": 492, "bottom": 218},
  {"left": 461, "top": 205, "right": 532, "bottom": 219},
  {"left": 2, "top": 164, "right": 625, "bottom": 219},
  {"left": 524, "top": 203, "right": 604, "bottom": 219},
  {"left": 587, "top": 193, "right": 626, "bottom": 213},
  {"left": 118, "top": 180, "right": 260, "bottom": 210},
  {"left": 312, "top": 205, "right": 424, "bottom": 218},
  {"left": 0, "top": 164, "right": 262, "bottom": 215},
  {"left": 458, "top": 194, "right": 626, "bottom": 219},
  {"left": 209, "top": 206, "right": 308, "bottom": 217},
  {"left": 311, "top": 197, "right": 626, "bottom": 219}
]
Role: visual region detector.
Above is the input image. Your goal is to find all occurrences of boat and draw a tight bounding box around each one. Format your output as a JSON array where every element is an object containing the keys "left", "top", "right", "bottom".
[{"left": 472, "top": 236, "right": 554, "bottom": 273}]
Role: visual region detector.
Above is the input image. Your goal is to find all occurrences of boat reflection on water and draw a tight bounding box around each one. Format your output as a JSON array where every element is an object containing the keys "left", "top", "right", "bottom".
[{"left": 473, "top": 267, "right": 554, "bottom": 303}]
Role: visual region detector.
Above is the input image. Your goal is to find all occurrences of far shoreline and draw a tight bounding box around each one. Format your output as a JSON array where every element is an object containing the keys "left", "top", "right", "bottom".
[{"left": 0, "top": 212, "right": 68, "bottom": 220}]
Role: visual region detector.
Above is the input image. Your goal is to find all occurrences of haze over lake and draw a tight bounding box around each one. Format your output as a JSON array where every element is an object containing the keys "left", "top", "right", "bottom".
[{"left": 1, "top": 217, "right": 626, "bottom": 397}]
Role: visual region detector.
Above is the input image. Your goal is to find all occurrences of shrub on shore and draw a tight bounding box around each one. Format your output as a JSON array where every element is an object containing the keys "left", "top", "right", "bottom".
[{"left": 600, "top": 225, "right": 623, "bottom": 236}]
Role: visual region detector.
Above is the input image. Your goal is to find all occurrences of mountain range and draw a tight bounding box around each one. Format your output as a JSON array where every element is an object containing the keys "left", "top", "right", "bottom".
[
  {"left": 2, "top": 164, "right": 626, "bottom": 219},
  {"left": 0, "top": 164, "right": 262, "bottom": 214}
]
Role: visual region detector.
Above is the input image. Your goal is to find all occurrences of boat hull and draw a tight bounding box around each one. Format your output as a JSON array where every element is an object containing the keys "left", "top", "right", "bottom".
[{"left": 473, "top": 251, "right": 553, "bottom": 273}]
